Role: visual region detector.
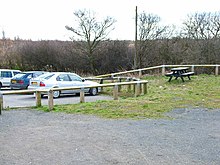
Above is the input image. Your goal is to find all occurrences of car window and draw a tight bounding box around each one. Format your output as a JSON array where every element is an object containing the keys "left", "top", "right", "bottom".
[
  {"left": 69, "top": 74, "right": 82, "bottom": 82},
  {"left": 56, "top": 74, "right": 71, "bottom": 81},
  {"left": 1, "top": 71, "right": 12, "bottom": 78}
]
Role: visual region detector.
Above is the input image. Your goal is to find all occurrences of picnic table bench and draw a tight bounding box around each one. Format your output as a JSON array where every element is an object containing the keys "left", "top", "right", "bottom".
[{"left": 165, "top": 67, "right": 194, "bottom": 82}]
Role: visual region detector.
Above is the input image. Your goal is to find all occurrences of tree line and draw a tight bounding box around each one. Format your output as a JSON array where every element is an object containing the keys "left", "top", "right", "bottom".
[{"left": 1, "top": 11, "right": 220, "bottom": 75}]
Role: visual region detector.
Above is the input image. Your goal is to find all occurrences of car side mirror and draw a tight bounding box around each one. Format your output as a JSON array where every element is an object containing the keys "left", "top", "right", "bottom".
[{"left": 82, "top": 79, "right": 85, "bottom": 82}]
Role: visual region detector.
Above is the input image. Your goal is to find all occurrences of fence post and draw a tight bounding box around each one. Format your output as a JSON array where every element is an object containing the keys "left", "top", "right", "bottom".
[
  {"left": 135, "top": 82, "right": 141, "bottom": 97},
  {"left": 111, "top": 74, "right": 114, "bottom": 83},
  {"left": 117, "top": 78, "right": 122, "bottom": 92},
  {"left": 35, "top": 91, "right": 42, "bottom": 107},
  {"left": 191, "top": 65, "right": 195, "bottom": 73},
  {"left": 142, "top": 83, "right": 147, "bottom": 95},
  {"left": 162, "top": 65, "right": 165, "bottom": 76},
  {"left": 48, "top": 89, "right": 54, "bottom": 111},
  {"left": 113, "top": 85, "right": 119, "bottom": 100},
  {"left": 80, "top": 88, "right": 85, "bottom": 103},
  {"left": 0, "top": 92, "right": 3, "bottom": 115},
  {"left": 138, "top": 69, "right": 142, "bottom": 78},
  {"left": 100, "top": 79, "right": 104, "bottom": 91},
  {"left": 215, "top": 65, "right": 219, "bottom": 75}
]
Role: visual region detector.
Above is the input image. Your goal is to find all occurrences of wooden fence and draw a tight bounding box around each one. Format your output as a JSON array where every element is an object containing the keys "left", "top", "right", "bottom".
[
  {"left": 95, "top": 64, "right": 220, "bottom": 78},
  {"left": 0, "top": 80, "right": 148, "bottom": 113},
  {"left": 1, "top": 64, "right": 219, "bottom": 114}
]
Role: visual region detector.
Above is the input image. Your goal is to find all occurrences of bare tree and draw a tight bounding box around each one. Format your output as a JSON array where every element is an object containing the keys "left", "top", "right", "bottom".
[
  {"left": 183, "top": 12, "right": 220, "bottom": 39},
  {"left": 65, "top": 9, "right": 116, "bottom": 73},
  {"left": 182, "top": 12, "right": 220, "bottom": 64},
  {"left": 137, "top": 12, "right": 171, "bottom": 68}
]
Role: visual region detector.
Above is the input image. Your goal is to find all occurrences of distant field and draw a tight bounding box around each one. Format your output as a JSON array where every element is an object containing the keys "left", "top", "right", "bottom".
[{"left": 40, "top": 75, "right": 220, "bottom": 119}]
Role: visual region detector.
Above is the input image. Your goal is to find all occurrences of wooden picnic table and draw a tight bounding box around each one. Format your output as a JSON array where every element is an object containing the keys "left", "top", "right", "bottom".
[{"left": 165, "top": 67, "right": 194, "bottom": 82}]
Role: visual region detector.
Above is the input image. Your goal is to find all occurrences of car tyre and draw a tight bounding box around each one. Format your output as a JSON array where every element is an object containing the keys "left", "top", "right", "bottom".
[
  {"left": 53, "top": 90, "right": 60, "bottom": 98},
  {"left": 0, "top": 82, "right": 2, "bottom": 89},
  {"left": 89, "top": 88, "right": 98, "bottom": 96}
]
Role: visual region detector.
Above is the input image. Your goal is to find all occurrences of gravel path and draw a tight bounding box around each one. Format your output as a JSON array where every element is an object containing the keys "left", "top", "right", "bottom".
[{"left": 0, "top": 108, "right": 220, "bottom": 165}]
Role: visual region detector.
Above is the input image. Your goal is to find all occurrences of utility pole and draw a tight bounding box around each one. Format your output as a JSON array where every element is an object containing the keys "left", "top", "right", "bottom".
[
  {"left": 134, "top": 6, "right": 138, "bottom": 69},
  {"left": 2, "top": 30, "right": 5, "bottom": 39}
]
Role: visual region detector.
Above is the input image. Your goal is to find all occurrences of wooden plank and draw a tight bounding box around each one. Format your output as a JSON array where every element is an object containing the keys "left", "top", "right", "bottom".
[{"left": 1, "top": 89, "right": 36, "bottom": 95}]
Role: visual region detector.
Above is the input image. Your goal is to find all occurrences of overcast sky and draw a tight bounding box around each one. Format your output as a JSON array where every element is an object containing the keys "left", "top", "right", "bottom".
[{"left": 0, "top": 0, "right": 220, "bottom": 41}]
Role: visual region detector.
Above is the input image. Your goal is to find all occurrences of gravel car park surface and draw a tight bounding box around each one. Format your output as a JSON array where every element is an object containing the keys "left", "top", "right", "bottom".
[
  {"left": 0, "top": 108, "right": 220, "bottom": 165},
  {"left": 2, "top": 93, "right": 113, "bottom": 108}
]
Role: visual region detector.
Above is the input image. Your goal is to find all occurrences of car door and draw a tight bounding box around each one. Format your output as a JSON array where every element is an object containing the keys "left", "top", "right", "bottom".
[
  {"left": 0, "top": 71, "right": 13, "bottom": 87},
  {"left": 56, "top": 74, "right": 73, "bottom": 94},
  {"left": 68, "top": 74, "right": 85, "bottom": 93}
]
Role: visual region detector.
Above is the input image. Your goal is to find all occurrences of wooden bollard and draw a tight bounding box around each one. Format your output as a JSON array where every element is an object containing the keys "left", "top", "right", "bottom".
[
  {"left": 113, "top": 85, "right": 119, "bottom": 100},
  {"left": 35, "top": 91, "right": 42, "bottom": 107},
  {"left": 80, "top": 88, "right": 85, "bottom": 103},
  {"left": 0, "top": 92, "right": 3, "bottom": 115},
  {"left": 48, "top": 90, "right": 54, "bottom": 111}
]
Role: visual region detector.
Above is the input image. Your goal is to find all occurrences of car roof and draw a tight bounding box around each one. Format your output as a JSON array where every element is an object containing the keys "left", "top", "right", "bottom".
[
  {"left": 22, "top": 71, "right": 46, "bottom": 73},
  {"left": 39, "top": 72, "right": 80, "bottom": 77}
]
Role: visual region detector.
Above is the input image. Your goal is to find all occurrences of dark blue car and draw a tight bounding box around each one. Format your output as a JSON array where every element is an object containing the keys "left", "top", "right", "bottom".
[{"left": 10, "top": 71, "right": 47, "bottom": 89}]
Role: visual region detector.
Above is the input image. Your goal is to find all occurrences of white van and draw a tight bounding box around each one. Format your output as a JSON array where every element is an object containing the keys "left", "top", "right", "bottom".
[{"left": 0, "top": 69, "right": 21, "bottom": 88}]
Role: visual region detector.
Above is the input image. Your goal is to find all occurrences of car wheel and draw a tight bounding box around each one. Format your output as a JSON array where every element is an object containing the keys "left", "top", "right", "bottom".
[
  {"left": 0, "top": 82, "right": 2, "bottom": 89},
  {"left": 89, "top": 88, "right": 98, "bottom": 96},
  {"left": 53, "top": 90, "right": 60, "bottom": 98}
]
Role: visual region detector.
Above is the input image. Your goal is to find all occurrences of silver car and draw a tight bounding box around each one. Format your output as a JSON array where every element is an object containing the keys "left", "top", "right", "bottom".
[{"left": 28, "top": 72, "right": 100, "bottom": 98}]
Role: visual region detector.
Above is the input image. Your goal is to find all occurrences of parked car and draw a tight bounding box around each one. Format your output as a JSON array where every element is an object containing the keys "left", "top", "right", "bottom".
[
  {"left": 28, "top": 72, "right": 101, "bottom": 98},
  {"left": 0, "top": 69, "right": 21, "bottom": 88},
  {"left": 10, "top": 71, "right": 47, "bottom": 89}
]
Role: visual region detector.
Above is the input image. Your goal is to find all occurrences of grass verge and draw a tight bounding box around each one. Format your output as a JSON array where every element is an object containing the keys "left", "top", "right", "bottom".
[{"left": 38, "top": 75, "right": 220, "bottom": 119}]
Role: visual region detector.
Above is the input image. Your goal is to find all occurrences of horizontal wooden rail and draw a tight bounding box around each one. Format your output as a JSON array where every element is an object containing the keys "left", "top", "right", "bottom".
[
  {"left": 95, "top": 64, "right": 220, "bottom": 78},
  {"left": 95, "top": 65, "right": 162, "bottom": 78},
  {"left": 0, "top": 80, "right": 148, "bottom": 112}
]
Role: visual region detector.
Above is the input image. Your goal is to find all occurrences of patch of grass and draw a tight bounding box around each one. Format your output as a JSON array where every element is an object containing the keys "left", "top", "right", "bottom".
[{"left": 38, "top": 75, "right": 220, "bottom": 119}]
